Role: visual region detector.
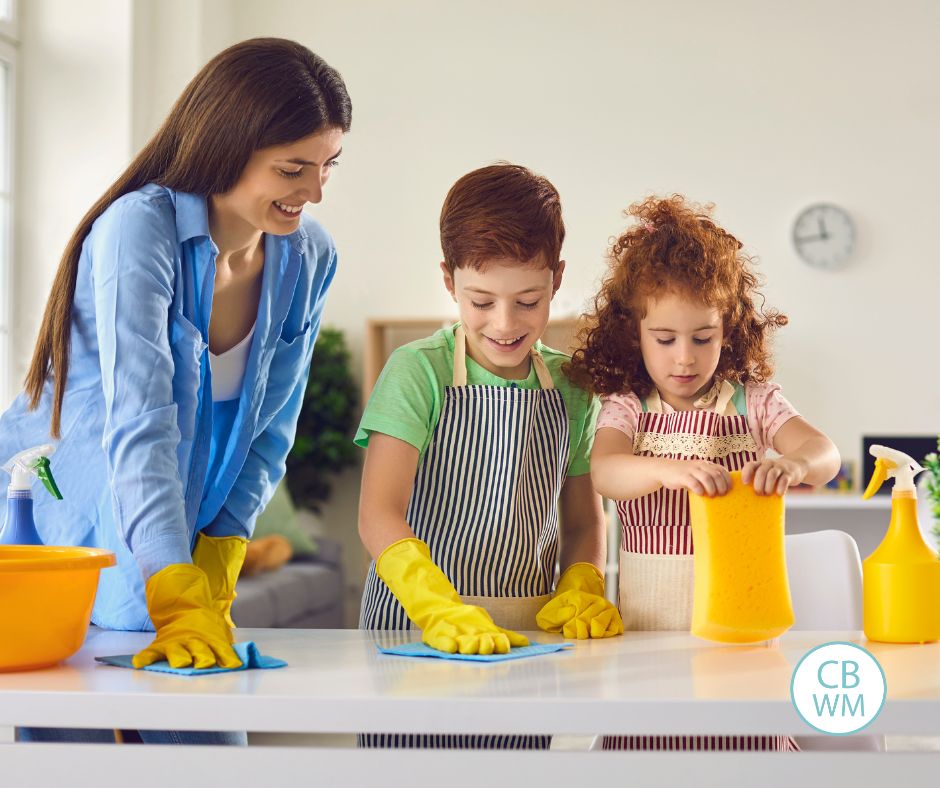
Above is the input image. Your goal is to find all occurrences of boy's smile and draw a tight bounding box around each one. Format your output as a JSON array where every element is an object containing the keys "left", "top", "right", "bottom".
[
  {"left": 443, "top": 257, "right": 564, "bottom": 380},
  {"left": 484, "top": 334, "right": 527, "bottom": 352}
]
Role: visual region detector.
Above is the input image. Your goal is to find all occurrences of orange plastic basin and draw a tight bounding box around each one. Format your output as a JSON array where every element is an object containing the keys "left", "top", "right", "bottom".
[{"left": 0, "top": 545, "right": 116, "bottom": 672}]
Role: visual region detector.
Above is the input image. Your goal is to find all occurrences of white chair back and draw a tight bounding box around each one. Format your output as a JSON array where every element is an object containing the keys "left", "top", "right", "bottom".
[
  {"left": 785, "top": 530, "right": 883, "bottom": 750},
  {"left": 785, "top": 530, "right": 863, "bottom": 630}
]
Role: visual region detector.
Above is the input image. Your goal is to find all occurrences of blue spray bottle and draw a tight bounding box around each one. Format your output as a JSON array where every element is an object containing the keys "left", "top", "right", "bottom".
[{"left": 0, "top": 444, "right": 63, "bottom": 545}]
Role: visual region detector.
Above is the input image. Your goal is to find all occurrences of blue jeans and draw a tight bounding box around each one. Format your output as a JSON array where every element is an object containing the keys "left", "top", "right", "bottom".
[{"left": 16, "top": 728, "right": 247, "bottom": 745}]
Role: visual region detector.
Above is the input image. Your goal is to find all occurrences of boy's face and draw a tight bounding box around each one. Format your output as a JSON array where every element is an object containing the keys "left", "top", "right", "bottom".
[
  {"left": 639, "top": 291, "right": 724, "bottom": 410},
  {"left": 443, "top": 257, "right": 564, "bottom": 380}
]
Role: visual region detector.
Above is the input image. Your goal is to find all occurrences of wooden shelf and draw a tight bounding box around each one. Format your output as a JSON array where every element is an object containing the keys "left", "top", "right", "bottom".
[{"left": 363, "top": 316, "right": 579, "bottom": 403}]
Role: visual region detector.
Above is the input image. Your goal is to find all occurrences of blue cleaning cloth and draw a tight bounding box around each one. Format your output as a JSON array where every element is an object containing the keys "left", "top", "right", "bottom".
[
  {"left": 95, "top": 641, "right": 287, "bottom": 675},
  {"left": 377, "top": 640, "right": 572, "bottom": 662}
]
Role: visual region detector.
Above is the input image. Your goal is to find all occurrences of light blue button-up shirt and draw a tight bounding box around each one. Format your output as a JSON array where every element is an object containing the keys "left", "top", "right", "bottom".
[{"left": 0, "top": 184, "right": 337, "bottom": 630}]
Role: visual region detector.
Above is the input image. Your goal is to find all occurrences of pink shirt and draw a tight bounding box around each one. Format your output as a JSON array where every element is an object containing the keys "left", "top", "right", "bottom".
[{"left": 597, "top": 381, "right": 799, "bottom": 456}]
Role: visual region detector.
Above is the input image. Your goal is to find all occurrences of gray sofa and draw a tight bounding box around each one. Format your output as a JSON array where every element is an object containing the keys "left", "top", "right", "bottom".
[{"left": 231, "top": 537, "right": 344, "bottom": 628}]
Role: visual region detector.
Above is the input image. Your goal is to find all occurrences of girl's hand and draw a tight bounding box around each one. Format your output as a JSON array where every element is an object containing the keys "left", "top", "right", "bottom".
[
  {"left": 659, "top": 459, "right": 731, "bottom": 497},
  {"left": 742, "top": 458, "right": 807, "bottom": 496}
]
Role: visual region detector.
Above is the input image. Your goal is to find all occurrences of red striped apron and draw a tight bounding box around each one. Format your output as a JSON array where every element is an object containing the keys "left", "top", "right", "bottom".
[{"left": 607, "top": 381, "right": 797, "bottom": 752}]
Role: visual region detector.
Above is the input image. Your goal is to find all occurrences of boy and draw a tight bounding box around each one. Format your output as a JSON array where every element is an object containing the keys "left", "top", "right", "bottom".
[{"left": 356, "top": 163, "right": 621, "bottom": 660}]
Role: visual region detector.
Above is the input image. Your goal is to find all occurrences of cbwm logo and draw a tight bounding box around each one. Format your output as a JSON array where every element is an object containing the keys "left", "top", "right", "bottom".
[{"left": 790, "top": 642, "right": 887, "bottom": 735}]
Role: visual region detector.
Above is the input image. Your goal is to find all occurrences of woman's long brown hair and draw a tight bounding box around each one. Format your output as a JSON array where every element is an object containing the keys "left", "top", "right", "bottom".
[{"left": 25, "top": 37, "right": 352, "bottom": 437}]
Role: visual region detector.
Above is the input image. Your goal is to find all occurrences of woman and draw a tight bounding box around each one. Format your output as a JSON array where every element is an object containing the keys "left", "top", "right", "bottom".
[{"left": 2, "top": 37, "right": 351, "bottom": 744}]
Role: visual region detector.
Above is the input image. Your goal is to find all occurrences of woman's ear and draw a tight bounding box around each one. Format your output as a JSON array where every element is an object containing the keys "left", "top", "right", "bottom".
[
  {"left": 551, "top": 260, "right": 566, "bottom": 296},
  {"left": 440, "top": 261, "right": 457, "bottom": 302}
]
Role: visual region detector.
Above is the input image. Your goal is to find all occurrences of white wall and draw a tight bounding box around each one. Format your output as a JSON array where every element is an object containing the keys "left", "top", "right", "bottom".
[
  {"left": 13, "top": 1, "right": 940, "bottom": 620},
  {"left": 130, "top": 0, "right": 235, "bottom": 152}
]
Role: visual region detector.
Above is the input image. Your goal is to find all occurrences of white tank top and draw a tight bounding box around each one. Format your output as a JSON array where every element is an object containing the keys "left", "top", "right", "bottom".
[{"left": 209, "top": 324, "right": 255, "bottom": 401}]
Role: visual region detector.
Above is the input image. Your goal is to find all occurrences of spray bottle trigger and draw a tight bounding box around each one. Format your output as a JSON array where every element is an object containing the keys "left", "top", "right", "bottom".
[
  {"left": 863, "top": 457, "right": 894, "bottom": 500},
  {"left": 33, "top": 457, "right": 63, "bottom": 500}
]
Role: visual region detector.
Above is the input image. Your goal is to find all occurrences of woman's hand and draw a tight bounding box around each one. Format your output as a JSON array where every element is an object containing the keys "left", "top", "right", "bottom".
[
  {"left": 659, "top": 459, "right": 731, "bottom": 497},
  {"left": 133, "top": 564, "right": 241, "bottom": 670},
  {"left": 742, "top": 457, "right": 807, "bottom": 495}
]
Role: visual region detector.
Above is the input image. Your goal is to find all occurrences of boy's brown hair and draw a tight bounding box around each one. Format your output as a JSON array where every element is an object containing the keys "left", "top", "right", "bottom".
[
  {"left": 566, "top": 194, "right": 788, "bottom": 397},
  {"left": 439, "top": 163, "right": 565, "bottom": 274}
]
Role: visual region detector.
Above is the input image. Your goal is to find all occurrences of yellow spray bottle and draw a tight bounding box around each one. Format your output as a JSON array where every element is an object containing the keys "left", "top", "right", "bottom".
[{"left": 862, "top": 444, "right": 940, "bottom": 643}]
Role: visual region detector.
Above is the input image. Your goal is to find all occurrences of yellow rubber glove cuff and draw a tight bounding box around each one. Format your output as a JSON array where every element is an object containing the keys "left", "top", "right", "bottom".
[
  {"left": 536, "top": 562, "right": 624, "bottom": 639},
  {"left": 192, "top": 533, "right": 248, "bottom": 628},
  {"left": 133, "top": 563, "right": 242, "bottom": 670},
  {"left": 555, "top": 562, "right": 607, "bottom": 597},
  {"left": 376, "top": 538, "right": 530, "bottom": 654}
]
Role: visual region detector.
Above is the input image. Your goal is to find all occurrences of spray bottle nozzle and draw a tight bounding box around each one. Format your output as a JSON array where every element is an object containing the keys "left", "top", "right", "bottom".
[
  {"left": 1, "top": 445, "right": 63, "bottom": 500},
  {"left": 863, "top": 444, "right": 924, "bottom": 499},
  {"left": 33, "top": 456, "right": 63, "bottom": 499}
]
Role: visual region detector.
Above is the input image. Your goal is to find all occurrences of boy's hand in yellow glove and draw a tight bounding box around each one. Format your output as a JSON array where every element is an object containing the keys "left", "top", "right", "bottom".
[
  {"left": 536, "top": 562, "right": 624, "bottom": 639},
  {"left": 133, "top": 563, "right": 243, "bottom": 670},
  {"left": 377, "top": 538, "right": 530, "bottom": 655},
  {"left": 191, "top": 533, "right": 248, "bottom": 628},
  {"left": 421, "top": 602, "right": 527, "bottom": 655}
]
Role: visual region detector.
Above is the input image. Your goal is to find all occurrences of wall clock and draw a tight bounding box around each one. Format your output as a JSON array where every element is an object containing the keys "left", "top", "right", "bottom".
[{"left": 792, "top": 203, "right": 855, "bottom": 270}]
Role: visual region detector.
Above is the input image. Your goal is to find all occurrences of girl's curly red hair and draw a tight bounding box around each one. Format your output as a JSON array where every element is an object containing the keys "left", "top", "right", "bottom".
[{"left": 566, "top": 195, "right": 787, "bottom": 397}]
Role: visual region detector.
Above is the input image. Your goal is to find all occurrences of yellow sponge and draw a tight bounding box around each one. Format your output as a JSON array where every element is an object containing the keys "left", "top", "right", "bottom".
[{"left": 688, "top": 471, "right": 794, "bottom": 643}]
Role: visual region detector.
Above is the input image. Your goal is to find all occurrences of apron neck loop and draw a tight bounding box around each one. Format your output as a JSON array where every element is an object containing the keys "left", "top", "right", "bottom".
[
  {"left": 644, "top": 379, "right": 736, "bottom": 416},
  {"left": 453, "top": 325, "right": 469, "bottom": 386},
  {"left": 530, "top": 351, "right": 555, "bottom": 390},
  {"left": 713, "top": 379, "right": 738, "bottom": 417},
  {"left": 453, "top": 325, "right": 554, "bottom": 390},
  {"left": 644, "top": 388, "right": 664, "bottom": 413}
]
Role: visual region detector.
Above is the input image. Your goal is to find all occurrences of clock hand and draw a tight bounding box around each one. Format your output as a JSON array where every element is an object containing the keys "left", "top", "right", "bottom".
[
  {"left": 817, "top": 216, "right": 829, "bottom": 241},
  {"left": 794, "top": 233, "right": 824, "bottom": 243}
]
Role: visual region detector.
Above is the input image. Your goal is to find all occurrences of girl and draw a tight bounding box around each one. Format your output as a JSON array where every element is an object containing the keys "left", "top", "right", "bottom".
[
  {"left": 567, "top": 195, "right": 840, "bottom": 752},
  {"left": 2, "top": 38, "right": 351, "bottom": 744}
]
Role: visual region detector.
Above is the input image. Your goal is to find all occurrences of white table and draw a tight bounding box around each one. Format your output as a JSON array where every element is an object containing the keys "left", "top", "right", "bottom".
[{"left": 2, "top": 628, "right": 939, "bottom": 786}]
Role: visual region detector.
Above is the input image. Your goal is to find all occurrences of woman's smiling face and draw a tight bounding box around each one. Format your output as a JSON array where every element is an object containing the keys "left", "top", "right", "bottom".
[{"left": 213, "top": 127, "right": 344, "bottom": 236}]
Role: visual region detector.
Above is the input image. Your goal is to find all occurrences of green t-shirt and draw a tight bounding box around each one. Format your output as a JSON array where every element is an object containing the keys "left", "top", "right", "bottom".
[{"left": 355, "top": 324, "right": 599, "bottom": 476}]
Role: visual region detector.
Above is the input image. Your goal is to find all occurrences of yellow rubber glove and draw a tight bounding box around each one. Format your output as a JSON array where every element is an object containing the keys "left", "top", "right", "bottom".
[
  {"left": 191, "top": 533, "right": 248, "bottom": 628},
  {"left": 536, "top": 562, "right": 624, "bottom": 639},
  {"left": 377, "top": 538, "right": 530, "bottom": 655},
  {"left": 133, "top": 563, "right": 243, "bottom": 670}
]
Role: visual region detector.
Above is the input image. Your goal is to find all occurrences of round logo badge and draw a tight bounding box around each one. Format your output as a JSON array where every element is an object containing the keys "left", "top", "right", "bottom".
[{"left": 790, "top": 642, "right": 887, "bottom": 735}]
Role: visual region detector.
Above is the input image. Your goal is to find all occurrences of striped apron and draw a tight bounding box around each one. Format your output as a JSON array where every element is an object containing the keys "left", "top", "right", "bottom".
[
  {"left": 360, "top": 326, "right": 569, "bottom": 749},
  {"left": 606, "top": 380, "right": 797, "bottom": 752}
]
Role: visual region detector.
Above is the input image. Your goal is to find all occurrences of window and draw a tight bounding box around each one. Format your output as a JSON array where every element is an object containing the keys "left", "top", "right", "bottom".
[{"left": 0, "top": 1, "right": 15, "bottom": 404}]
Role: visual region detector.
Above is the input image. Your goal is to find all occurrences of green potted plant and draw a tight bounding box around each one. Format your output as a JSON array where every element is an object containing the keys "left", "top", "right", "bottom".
[
  {"left": 923, "top": 437, "right": 940, "bottom": 557},
  {"left": 285, "top": 326, "right": 359, "bottom": 513}
]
